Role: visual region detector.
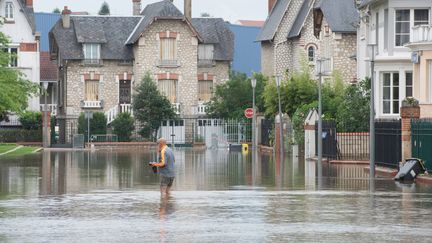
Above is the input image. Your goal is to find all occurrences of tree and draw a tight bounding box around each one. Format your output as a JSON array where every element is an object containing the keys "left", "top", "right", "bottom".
[
  {"left": 132, "top": 73, "right": 176, "bottom": 141},
  {"left": 52, "top": 8, "right": 61, "bottom": 13},
  {"left": 0, "top": 26, "right": 40, "bottom": 122},
  {"left": 206, "top": 72, "right": 267, "bottom": 120},
  {"left": 200, "top": 12, "right": 211, "bottom": 17},
  {"left": 78, "top": 112, "right": 107, "bottom": 140},
  {"left": 98, "top": 1, "right": 110, "bottom": 15},
  {"left": 112, "top": 112, "right": 135, "bottom": 142},
  {"left": 19, "top": 111, "right": 42, "bottom": 130}
]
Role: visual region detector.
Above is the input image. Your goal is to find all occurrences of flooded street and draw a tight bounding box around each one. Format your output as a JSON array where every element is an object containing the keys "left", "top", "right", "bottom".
[{"left": 1, "top": 149, "right": 432, "bottom": 242}]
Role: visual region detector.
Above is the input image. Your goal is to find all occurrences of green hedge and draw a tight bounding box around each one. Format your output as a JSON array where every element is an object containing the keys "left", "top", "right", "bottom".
[{"left": 0, "top": 129, "right": 42, "bottom": 142}]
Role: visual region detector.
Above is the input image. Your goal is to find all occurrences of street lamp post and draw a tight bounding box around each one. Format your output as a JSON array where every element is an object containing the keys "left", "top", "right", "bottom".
[
  {"left": 368, "top": 44, "right": 377, "bottom": 179},
  {"left": 42, "top": 82, "right": 49, "bottom": 148},
  {"left": 251, "top": 78, "right": 257, "bottom": 150},
  {"left": 316, "top": 58, "right": 330, "bottom": 172},
  {"left": 275, "top": 76, "right": 283, "bottom": 158}
]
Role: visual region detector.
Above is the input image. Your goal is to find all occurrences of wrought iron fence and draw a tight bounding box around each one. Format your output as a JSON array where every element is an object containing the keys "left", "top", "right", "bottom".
[
  {"left": 412, "top": 118, "right": 432, "bottom": 172},
  {"left": 261, "top": 119, "right": 273, "bottom": 147},
  {"left": 375, "top": 119, "right": 401, "bottom": 168},
  {"left": 91, "top": 134, "right": 118, "bottom": 143}
]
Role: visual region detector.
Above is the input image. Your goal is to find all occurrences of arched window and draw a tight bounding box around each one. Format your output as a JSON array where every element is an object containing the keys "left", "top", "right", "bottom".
[
  {"left": 5, "top": 2, "right": 14, "bottom": 20},
  {"left": 308, "top": 46, "right": 315, "bottom": 62}
]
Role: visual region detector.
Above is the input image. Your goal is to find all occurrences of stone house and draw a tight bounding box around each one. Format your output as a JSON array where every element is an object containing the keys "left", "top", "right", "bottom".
[
  {"left": 357, "top": 0, "right": 431, "bottom": 119},
  {"left": 257, "top": 0, "right": 358, "bottom": 83},
  {"left": 0, "top": 0, "right": 40, "bottom": 127},
  {"left": 49, "top": 0, "right": 234, "bottom": 144}
]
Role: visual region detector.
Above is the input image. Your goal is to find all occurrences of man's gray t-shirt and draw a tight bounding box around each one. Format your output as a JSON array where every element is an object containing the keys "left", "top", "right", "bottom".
[{"left": 158, "top": 146, "right": 175, "bottom": 178}]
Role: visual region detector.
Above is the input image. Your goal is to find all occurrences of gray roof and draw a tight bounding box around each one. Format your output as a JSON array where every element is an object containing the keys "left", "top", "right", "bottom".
[
  {"left": 256, "top": 0, "right": 290, "bottom": 42},
  {"left": 192, "top": 18, "right": 234, "bottom": 61},
  {"left": 50, "top": 16, "right": 141, "bottom": 60},
  {"left": 287, "top": 0, "right": 312, "bottom": 39},
  {"left": 315, "top": 0, "right": 359, "bottom": 33},
  {"left": 125, "top": 0, "right": 184, "bottom": 45},
  {"left": 359, "top": 0, "right": 378, "bottom": 8},
  {"left": 18, "top": 0, "right": 36, "bottom": 34}
]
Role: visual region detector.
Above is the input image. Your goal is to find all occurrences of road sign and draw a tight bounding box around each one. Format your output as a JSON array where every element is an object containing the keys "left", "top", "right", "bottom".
[
  {"left": 85, "top": 111, "right": 93, "bottom": 119},
  {"left": 244, "top": 108, "right": 254, "bottom": 118}
]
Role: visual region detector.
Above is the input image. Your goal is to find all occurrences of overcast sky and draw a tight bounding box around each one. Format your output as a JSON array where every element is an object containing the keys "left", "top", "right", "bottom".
[{"left": 34, "top": 0, "right": 268, "bottom": 22}]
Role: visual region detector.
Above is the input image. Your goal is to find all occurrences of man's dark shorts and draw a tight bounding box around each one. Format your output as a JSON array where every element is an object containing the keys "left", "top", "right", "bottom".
[{"left": 160, "top": 176, "right": 175, "bottom": 187}]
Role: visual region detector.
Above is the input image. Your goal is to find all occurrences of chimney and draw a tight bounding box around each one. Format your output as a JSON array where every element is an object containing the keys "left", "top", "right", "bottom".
[
  {"left": 184, "top": 0, "right": 191, "bottom": 21},
  {"left": 62, "top": 6, "right": 72, "bottom": 29},
  {"left": 26, "top": 0, "right": 33, "bottom": 8},
  {"left": 133, "top": 0, "right": 141, "bottom": 16},
  {"left": 268, "top": 0, "right": 277, "bottom": 14}
]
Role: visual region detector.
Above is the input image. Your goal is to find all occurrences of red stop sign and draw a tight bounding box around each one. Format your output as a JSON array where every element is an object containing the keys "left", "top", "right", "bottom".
[{"left": 244, "top": 108, "right": 254, "bottom": 118}]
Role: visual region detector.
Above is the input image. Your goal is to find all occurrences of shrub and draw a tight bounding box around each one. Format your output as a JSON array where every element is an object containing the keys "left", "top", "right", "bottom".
[
  {"left": 0, "top": 129, "right": 42, "bottom": 142},
  {"left": 111, "top": 112, "right": 135, "bottom": 142},
  {"left": 78, "top": 112, "right": 107, "bottom": 139},
  {"left": 19, "top": 111, "right": 42, "bottom": 130}
]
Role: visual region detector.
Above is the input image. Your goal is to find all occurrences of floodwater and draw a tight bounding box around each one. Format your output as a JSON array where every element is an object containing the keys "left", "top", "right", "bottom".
[{"left": 0, "top": 148, "right": 432, "bottom": 242}]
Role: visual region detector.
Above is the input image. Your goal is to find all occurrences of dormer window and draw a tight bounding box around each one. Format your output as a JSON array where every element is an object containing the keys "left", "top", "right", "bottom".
[
  {"left": 5, "top": 2, "right": 14, "bottom": 21},
  {"left": 198, "top": 44, "right": 214, "bottom": 66},
  {"left": 83, "top": 43, "right": 101, "bottom": 65}
]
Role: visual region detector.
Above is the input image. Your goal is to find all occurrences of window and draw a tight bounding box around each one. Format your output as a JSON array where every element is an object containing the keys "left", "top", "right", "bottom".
[
  {"left": 160, "top": 38, "right": 177, "bottom": 63},
  {"left": 5, "top": 2, "right": 13, "bottom": 20},
  {"left": 158, "top": 79, "right": 177, "bottom": 103},
  {"left": 3, "top": 47, "right": 18, "bottom": 67},
  {"left": 308, "top": 46, "right": 315, "bottom": 62},
  {"left": 382, "top": 72, "right": 399, "bottom": 114},
  {"left": 406, "top": 72, "right": 412, "bottom": 97},
  {"left": 85, "top": 80, "right": 99, "bottom": 101},
  {"left": 198, "top": 80, "right": 213, "bottom": 101},
  {"left": 198, "top": 44, "right": 214, "bottom": 61},
  {"left": 83, "top": 44, "right": 100, "bottom": 64},
  {"left": 395, "top": 9, "right": 430, "bottom": 46}
]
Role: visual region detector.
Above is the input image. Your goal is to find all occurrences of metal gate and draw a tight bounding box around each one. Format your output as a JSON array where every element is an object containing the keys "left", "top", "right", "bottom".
[
  {"left": 412, "top": 119, "right": 432, "bottom": 172},
  {"left": 261, "top": 119, "right": 272, "bottom": 147},
  {"left": 375, "top": 119, "right": 401, "bottom": 168},
  {"left": 195, "top": 119, "right": 251, "bottom": 149},
  {"left": 315, "top": 120, "right": 337, "bottom": 159},
  {"left": 159, "top": 120, "right": 186, "bottom": 144}
]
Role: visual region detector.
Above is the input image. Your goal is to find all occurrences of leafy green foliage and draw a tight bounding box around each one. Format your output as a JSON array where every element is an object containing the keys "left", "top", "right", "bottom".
[
  {"left": 111, "top": 112, "right": 135, "bottom": 142},
  {"left": 98, "top": 1, "right": 110, "bottom": 15},
  {"left": 132, "top": 73, "right": 176, "bottom": 141},
  {"left": 52, "top": 8, "right": 61, "bottom": 13},
  {"left": 78, "top": 112, "right": 107, "bottom": 139},
  {"left": 206, "top": 72, "right": 266, "bottom": 120},
  {"left": 0, "top": 27, "right": 40, "bottom": 121},
  {"left": 19, "top": 111, "right": 42, "bottom": 130}
]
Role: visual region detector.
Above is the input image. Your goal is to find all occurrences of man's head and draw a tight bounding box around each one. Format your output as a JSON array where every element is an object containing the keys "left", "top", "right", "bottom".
[{"left": 157, "top": 137, "right": 167, "bottom": 150}]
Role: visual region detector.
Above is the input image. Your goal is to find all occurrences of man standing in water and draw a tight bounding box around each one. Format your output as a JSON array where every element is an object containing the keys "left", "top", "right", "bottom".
[{"left": 150, "top": 138, "right": 176, "bottom": 197}]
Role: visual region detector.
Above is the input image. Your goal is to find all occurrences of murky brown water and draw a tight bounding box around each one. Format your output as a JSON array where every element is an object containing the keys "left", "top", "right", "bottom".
[{"left": 0, "top": 148, "right": 432, "bottom": 242}]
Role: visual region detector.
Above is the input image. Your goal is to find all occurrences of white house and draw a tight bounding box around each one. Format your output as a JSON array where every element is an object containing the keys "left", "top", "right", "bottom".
[
  {"left": 0, "top": 0, "right": 40, "bottom": 126},
  {"left": 357, "top": 0, "right": 432, "bottom": 119}
]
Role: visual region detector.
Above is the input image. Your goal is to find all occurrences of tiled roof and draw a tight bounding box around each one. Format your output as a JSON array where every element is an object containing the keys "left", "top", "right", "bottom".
[
  {"left": 256, "top": 0, "right": 291, "bottom": 41},
  {"left": 315, "top": 0, "right": 359, "bottom": 33},
  {"left": 18, "top": 0, "right": 36, "bottom": 34},
  {"left": 287, "top": 0, "right": 312, "bottom": 39},
  {"left": 40, "top": 52, "right": 58, "bottom": 81},
  {"left": 192, "top": 18, "right": 234, "bottom": 61},
  {"left": 359, "top": 0, "right": 378, "bottom": 8}
]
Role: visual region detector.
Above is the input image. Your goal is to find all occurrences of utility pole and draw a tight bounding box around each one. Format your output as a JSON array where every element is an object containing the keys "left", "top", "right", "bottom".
[
  {"left": 316, "top": 58, "right": 328, "bottom": 172},
  {"left": 368, "top": 44, "right": 376, "bottom": 179},
  {"left": 275, "top": 76, "right": 283, "bottom": 159},
  {"left": 251, "top": 78, "right": 257, "bottom": 150}
]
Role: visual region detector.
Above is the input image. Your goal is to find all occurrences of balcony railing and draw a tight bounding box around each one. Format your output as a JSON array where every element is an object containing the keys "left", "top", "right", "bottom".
[
  {"left": 40, "top": 104, "right": 57, "bottom": 116},
  {"left": 81, "top": 100, "right": 103, "bottom": 109},
  {"left": 157, "top": 59, "right": 180, "bottom": 67},
  {"left": 411, "top": 25, "right": 432, "bottom": 43},
  {"left": 198, "top": 59, "right": 215, "bottom": 67},
  {"left": 173, "top": 103, "right": 181, "bottom": 115},
  {"left": 196, "top": 103, "right": 208, "bottom": 115},
  {"left": 120, "top": 103, "right": 133, "bottom": 115}
]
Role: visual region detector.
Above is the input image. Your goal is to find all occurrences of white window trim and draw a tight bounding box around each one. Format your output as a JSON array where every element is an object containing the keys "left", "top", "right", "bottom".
[
  {"left": 380, "top": 72, "right": 400, "bottom": 115},
  {"left": 5, "top": 2, "right": 14, "bottom": 21},
  {"left": 4, "top": 46, "right": 19, "bottom": 67},
  {"left": 83, "top": 43, "right": 101, "bottom": 61},
  {"left": 394, "top": 8, "right": 430, "bottom": 48}
]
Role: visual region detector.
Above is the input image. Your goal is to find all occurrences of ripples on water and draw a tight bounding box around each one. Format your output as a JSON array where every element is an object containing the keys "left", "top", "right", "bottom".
[{"left": 0, "top": 149, "right": 431, "bottom": 242}]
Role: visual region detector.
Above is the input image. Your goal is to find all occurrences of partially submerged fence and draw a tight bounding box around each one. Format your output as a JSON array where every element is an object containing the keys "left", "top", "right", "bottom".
[
  {"left": 375, "top": 119, "right": 401, "bottom": 168},
  {"left": 412, "top": 119, "right": 432, "bottom": 172}
]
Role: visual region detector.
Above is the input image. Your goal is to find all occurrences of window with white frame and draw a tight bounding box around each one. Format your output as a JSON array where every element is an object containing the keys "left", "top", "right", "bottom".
[
  {"left": 307, "top": 46, "right": 315, "bottom": 62},
  {"left": 85, "top": 80, "right": 99, "bottom": 101},
  {"left": 160, "top": 38, "right": 177, "bottom": 62},
  {"left": 158, "top": 79, "right": 177, "bottom": 103},
  {"left": 83, "top": 44, "right": 100, "bottom": 64},
  {"left": 5, "top": 2, "right": 14, "bottom": 20},
  {"left": 395, "top": 9, "right": 430, "bottom": 47},
  {"left": 382, "top": 72, "right": 399, "bottom": 114},
  {"left": 198, "top": 44, "right": 214, "bottom": 61},
  {"left": 3, "top": 47, "right": 18, "bottom": 67},
  {"left": 198, "top": 80, "right": 213, "bottom": 101},
  {"left": 405, "top": 72, "right": 413, "bottom": 97}
]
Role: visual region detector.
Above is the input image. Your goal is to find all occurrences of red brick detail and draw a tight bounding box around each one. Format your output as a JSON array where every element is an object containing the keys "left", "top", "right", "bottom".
[
  {"left": 400, "top": 106, "right": 420, "bottom": 119},
  {"left": 401, "top": 119, "right": 411, "bottom": 131},
  {"left": 26, "top": 0, "right": 33, "bottom": 7},
  {"left": 157, "top": 73, "right": 179, "bottom": 80},
  {"left": 20, "top": 43, "right": 37, "bottom": 52},
  {"left": 159, "top": 32, "right": 178, "bottom": 38},
  {"left": 303, "top": 125, "right": 315, "bottom": 130},
  {"left": 402, "top": 135, "right": 411, "bottom": 141},
  {"left": 132, "top": 0, "right": 141, "bottom": 2},
  {"left": 118, "top": 73, "right": 133, "bottom": 80},
  {"left": 62, "top": 6, "right": 72, "bottom": 15},
  {"left": 197, "top": 73, "right": 215, "bottom": 81},
  {"left": 84, "top": 73, "right": 100, "bottom": 81}
]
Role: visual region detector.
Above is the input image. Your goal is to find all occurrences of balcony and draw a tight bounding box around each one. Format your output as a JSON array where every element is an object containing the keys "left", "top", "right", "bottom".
[
  {"left": 198, "top": 59, "right": 215, "bottom": 67},
  {"left": 173, "top": 103, "right": 181, "bottom": 115},
  {"left": 40, "top": 104, "right": 57, "bottom": 116},
  {"left": 196, "top": 103, "right": 208, "bottom": 116},
  {"left": 406, "top": 25, "right": 432, "bottom": 51},
  {"left": 120, "top": 103, "right": 133, "bottom": 114},
  {"left": 81, "top": 100, "right": 103, "bottom": 109},
  {"left": 157, "top": 59, "right": 180, "bottom": 68}
]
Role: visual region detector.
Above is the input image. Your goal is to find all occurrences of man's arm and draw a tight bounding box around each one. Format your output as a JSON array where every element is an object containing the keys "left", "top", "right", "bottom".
[{"left": 153, "top": 148, "right": 166, "bottom": 167}]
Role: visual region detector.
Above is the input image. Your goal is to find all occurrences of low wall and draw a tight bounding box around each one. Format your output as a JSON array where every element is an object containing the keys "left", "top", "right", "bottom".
[{"left": 337, "top": 132, "right": 369, "bottom": 160}]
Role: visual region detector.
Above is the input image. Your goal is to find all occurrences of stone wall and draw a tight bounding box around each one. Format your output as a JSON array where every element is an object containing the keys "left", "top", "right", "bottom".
[
  {"left": 133, "top": 19, "right": 199, "bottom": 117},
  {"left": 198, "top": 60, "right": 230, "bottom": 86},
  {"left": 261, "top": 42, "right": 274, "bottom": 77}
]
